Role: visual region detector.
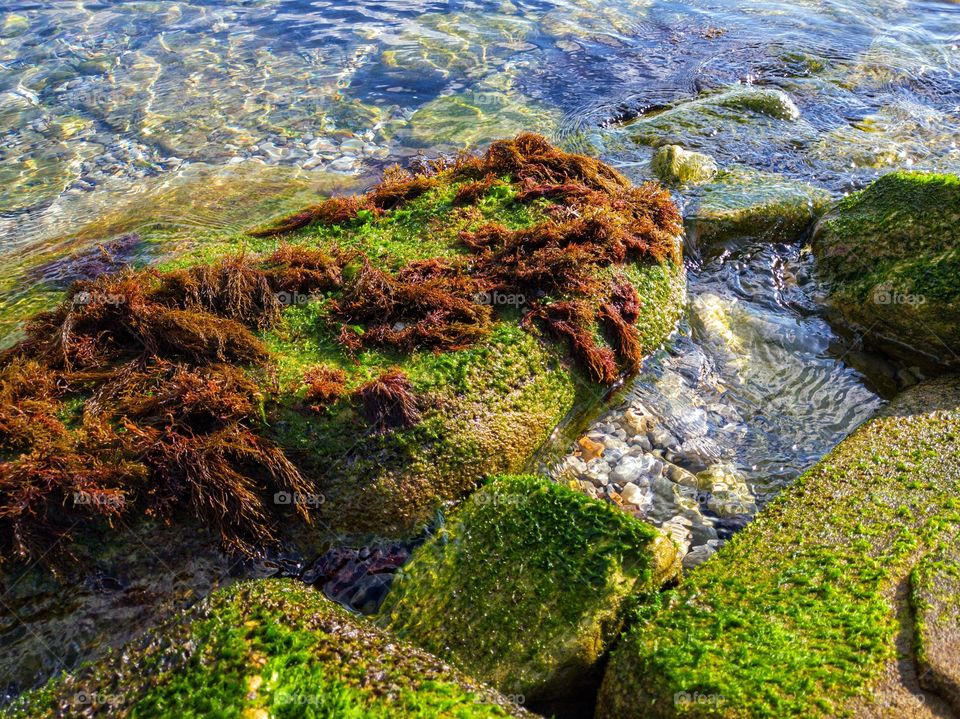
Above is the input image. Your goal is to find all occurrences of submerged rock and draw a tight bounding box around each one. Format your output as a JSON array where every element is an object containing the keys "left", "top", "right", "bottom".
[
  {"left": 380, "top": 474, "right": 680, "bottom": 704},
  {"left": 650, "top": 145, "right": 718, "bottom": 186},
  {"left": 597, "top": 375, "right": 960, "bottom": 718},
  {"left": 8, "top": 579, "right": 535, "bottom": 718},
  {"left": 812, "top": 171, "right": 960, "bottom": 370},
  {"left": 687, "top": 167, "right": 831, "bottom": 247}
]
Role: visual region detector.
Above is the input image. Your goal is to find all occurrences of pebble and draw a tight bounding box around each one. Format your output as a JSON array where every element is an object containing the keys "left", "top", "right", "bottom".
[
  {"left": 620, "top": 482, "right": 646, "bottom": 507},
  {"left": 682, "top": 544, "right": 716, "bottom": 570}
]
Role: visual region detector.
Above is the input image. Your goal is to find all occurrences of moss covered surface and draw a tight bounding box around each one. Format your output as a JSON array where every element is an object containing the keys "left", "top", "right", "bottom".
[
  {"left": 380, "top": 474, "right": 681, "bottom": 702},
  {"left": 0, "top": 135, "right": 686, "bottom": 561},
  {"left": 812, "top": 171, "right": 960, "bottom": 368},
  {"left": 688, "top": 167, "right": 831, "bottom": 247},
  {"left": 597, "top": 376, "right": 960, "bottom": 718},
  {"left": 626, "top": 86, "right": 805, "bottom": 151},
  {"left": 9, "top": 579, "right": 536, "bottom": 718}
]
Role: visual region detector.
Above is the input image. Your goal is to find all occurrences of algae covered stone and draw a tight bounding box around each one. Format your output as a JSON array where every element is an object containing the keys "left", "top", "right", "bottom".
[
  {"left": 597, "top": 376, "right": 960, "bottom": 718},
  {"left": 812, "top": 171, "right": 960, "bottom": 369},
  {"left": 0, "top": 135, "right": 687, "bottom": 559},
  {"left": 9, "top": 579, "right": 535, "bottom": 718},
  {"left": 380, "top": 474, "right": 681, "bottom": 703},
  {"left": 650, "top": 145, "right": 718, "bottom": 186},
  {"left": 687, "top": 167, "right": 831, "bottom": 247},
  {"left": 626, "top": 85, "right": 810, "bottom": 157}
]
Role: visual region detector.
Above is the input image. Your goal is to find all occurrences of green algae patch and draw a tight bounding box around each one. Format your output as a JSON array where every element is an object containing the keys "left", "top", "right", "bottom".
[
  {"left": 380, "top": 474, "right": 681, "bottom": 703},
  {"left": 687, "top": 167, "right": 831, "bottom": 247},
  {"left": 650, "top": 145, "right": 718, "bottom": 187},
  {"left": 0, "top": 134, "right": 686, "bottom": 560},
  {"left": 626, "top": 86, "right": 806, "bottom": 151},
  {"left": 597, "top": 376, "right": 960, "bottom": 718},
  {"left": 8, "top": 579, "right": 536, "bottom": 719},
  {"left": 812, "top": 171, "right": 960, "bottom": 369}
]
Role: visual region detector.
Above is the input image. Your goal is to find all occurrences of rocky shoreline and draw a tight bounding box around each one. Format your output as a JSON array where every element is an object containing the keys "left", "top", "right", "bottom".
[{"left": 1, "top": 135, "right": 958, "bottom": 718}]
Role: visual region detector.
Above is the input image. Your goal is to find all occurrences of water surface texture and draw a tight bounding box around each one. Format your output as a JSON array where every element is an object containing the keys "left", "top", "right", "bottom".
[{"left": 0, "top": 0, "right": 958, "bottom": 697}]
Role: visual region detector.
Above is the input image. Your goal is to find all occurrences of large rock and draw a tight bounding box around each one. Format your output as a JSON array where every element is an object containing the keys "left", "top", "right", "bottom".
[
  {"left": 625, "top": 86, "right": 815, "bottom": 169},
  {"left": 812, "top": 171, "right": 960, "bottom": 369},
  {"left": 8, "top": 579, "right": 535, "bottom": 718},
  {"left": 380, "top": 474, "right": 680, "bottom": 705},
  {"left": 597, "top": 376, "right": 960, "bottom": 718},
  {"left": 687, "top": 167, "right": 831, "bottom": 247}
]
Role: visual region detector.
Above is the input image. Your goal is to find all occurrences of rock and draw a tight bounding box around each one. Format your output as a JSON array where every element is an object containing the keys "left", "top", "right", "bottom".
[
  {"left": 650, "top": 145, "right": 718, "bottom": 186},
  {"left": 620, "top": 482, "right": 647, "bottom": 507},
  {"left": 7, "top": 580, "right": 535, "bottom": 718},
  {"left": 610, "top": 455, "right": 657, "bottom": 484},
  {"left": 578, "top": 435, "right": 605, "bottom": 460},
  {"left": 688, "top": 167, "right": 831, "bottom": 247},
  {"left": 706, "top": 489, "right": 756, "bottom": 518},
  {"left": 624, "top": 85, "right": 813, "bottom": 170},
  {"left": 622, "top": 407, "right": 653, "bottom": 436},
  {"left": 911, "top": 542, "right": 960, "bottom": 711},
  {"left": 664, "top": 462, "right": 698, "bottom": 487},
  {"left": 682, "top": 543, "right": 716, "bottom": 570},
  {"left": 648, "top": 425, "right": 679, "bottom": 451},
  {"left": 597, "top": 376, "right": 960, "bottom": 718},
  {"left": 380, "top": 475, "right": 680, "bottom": 703},
  {"left": 660, "top": 516, "right": 693, "bottom": 556},
  {"left": 811, "top": 171, "right": 960, "bottom": 370},
  {"left": 408, "top": 88, "right": 560, "bottom": 148}
]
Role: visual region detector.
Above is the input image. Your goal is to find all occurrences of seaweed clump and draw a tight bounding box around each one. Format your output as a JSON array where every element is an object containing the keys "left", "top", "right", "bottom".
[
  {"left": 257, "top": 133, "right": 682, "bottom": 384},
  {"left": 0, "top": 252, "right": 344, "bottom": 563},
  {"left": 300, "top": 365, "right": 347, "bottom": 412},
  {"left": 332, "top": 258, "right": 493, "bottom": 352},
  {"left": 355, "top": 369, "right": 422, "bottom": 433}
]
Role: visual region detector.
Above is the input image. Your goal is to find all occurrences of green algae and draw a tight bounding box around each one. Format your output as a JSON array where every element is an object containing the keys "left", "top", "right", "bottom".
[
  {"left": 650, "top": 145, "right": 718, "bottom": 187},
  {"left": 8, "top": 579, "right": 535, "bottom": 719},
  {"left": 812, "top": 171, "right": 960, "bottom": 368},
  {"left": 381, "top": 474, "right": 680, "bottom": 702},
  {"left": 688, "top": 167, "right": 831, "bottom": 247},
  {"left": 597, "top": 376, "right": 960, "bottom": 718}
]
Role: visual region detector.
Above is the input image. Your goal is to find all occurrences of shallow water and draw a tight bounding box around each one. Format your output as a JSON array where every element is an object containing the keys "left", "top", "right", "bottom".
[{"left": 0, "top": 0, "right": 958, "bottom": 699}]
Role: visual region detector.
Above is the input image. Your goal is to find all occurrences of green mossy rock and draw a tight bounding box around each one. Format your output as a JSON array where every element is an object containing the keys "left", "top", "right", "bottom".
[
  {"left": 245, "top": 158, "right": 685, "bottom": 539},
  {"left": 9, "top": 579, "right": 536, "bottom": 718},
  {"left": 812, "top": 171, "right": 960, "bottom": 369},
  {"left": 651, "top": 145, "right": 719, "bottom": 186},
  {"left": 688, "top": 168, "right": 831, "bottom": 246},
  {"left": 597, "top": 376, "right": 960, "bottom": 718},
  {"left": 380, "top": 474, "right": 681, "bottom": 703},
  {"left": 627, "top": 86, "right": 803, "bottom": 150}
]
